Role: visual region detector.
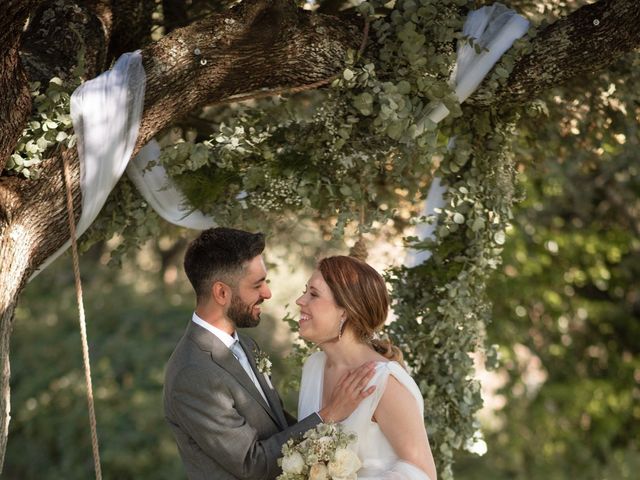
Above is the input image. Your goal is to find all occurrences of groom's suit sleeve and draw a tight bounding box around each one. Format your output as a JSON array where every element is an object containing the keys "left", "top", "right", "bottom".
[{"left": 170, "top": 364, "right": 321, "bottom": 480}]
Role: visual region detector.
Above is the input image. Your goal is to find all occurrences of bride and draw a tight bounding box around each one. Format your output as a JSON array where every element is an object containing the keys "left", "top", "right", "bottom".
[{"left": 296, "top": 256, "right": 437, "bottom": 480}]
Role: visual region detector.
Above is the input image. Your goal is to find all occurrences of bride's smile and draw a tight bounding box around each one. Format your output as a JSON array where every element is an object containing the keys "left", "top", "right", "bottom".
[{"left": 295, "top": 270, "right": 346, "bottom": 344}]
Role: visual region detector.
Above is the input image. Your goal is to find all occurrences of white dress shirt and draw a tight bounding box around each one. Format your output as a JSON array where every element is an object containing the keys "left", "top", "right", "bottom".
[{"left": 191, "top": 313, "right": 269, "bottom": 404}]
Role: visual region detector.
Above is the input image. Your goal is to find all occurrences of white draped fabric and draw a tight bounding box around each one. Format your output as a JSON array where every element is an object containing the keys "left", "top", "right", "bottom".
[
  {"left": 30, "top": 51, "right": 146, "bottom": 280},
  {"left": 405, "top": 3, "right": 529, "bottom": 266},
  {"left": 404, "top": 177, "right": 447, "bottom": 268},
  {"left": 32, "top": 3, "right": 528, "bottom": 278},
  {"left": 424, "top": 3, "right": 530, "bottom": 124},
  {"left": 126, "top": 140, "right": 216, "bottom": 230}
]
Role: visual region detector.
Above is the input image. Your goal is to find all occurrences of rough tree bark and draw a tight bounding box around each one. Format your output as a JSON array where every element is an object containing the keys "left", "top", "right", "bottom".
[
  {"left": 0, "top": 0, "right": 39, "bottom": 170},
  {"left": 473, "top": 0, "right": 640, "bottom": 106},
  {"left": 0, "top": 0, "right": 639, "bottom": 472}
]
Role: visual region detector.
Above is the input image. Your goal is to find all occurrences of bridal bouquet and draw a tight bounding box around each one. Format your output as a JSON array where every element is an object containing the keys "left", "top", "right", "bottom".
[{"left": 277, "top": 423, "right": 361, "bottom": 480}]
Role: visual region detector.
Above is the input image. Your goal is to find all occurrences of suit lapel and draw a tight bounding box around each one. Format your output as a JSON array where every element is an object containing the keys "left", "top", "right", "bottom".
[
  {"left": 187, "top": 322, "right": 280, "bottom": 426},
  {"left": 239, "top": 335, "right": 288, "bottom": 430}
]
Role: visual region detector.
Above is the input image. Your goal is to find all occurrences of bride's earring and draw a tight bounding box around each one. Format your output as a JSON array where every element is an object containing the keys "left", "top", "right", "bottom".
[{"left": 338, "top": 318, "right": 345, "bottom": 340}]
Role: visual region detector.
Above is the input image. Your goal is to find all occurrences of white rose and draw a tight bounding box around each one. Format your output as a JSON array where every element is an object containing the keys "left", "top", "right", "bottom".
[
  {"left": 309, "top": 462, "right": 329, "bottom": 480},
  {"left": 281, "top": 451, "right": 305, "bottom": 474},
  {"left": 327, "top": 448, "right": 361, "bottom": 478}
]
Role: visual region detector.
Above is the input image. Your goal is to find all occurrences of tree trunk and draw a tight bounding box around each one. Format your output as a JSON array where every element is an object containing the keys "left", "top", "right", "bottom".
[
  {"left": 0, "top": 148, "right": 82, "bottom": 472},
  {"left": 0, "top": 233, "right": 30, "bottom": 468}
]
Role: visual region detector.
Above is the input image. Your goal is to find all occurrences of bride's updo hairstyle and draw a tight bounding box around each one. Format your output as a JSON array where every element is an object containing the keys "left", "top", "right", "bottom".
[{"left": 318, "top": 255, "right": 403, "bottom": 363}]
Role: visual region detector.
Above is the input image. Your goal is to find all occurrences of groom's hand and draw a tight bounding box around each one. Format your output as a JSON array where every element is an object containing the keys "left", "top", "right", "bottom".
[{"left": 318, "top": 361, "right": 376, "bottom": 423}]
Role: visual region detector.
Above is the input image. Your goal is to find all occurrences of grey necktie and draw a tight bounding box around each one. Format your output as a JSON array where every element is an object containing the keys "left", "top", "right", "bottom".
[{"left": 230, "top": 340, "right": 269, "bottom": 404}]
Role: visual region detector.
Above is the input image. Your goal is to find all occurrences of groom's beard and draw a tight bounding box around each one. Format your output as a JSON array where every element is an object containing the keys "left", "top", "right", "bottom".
[{"left": 228, "top": 293, "right": 262, "bottom": 328}]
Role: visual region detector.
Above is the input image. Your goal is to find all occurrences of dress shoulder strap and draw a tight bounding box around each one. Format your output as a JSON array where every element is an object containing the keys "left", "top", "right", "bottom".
[
  {"left": 349, "top": 362, "right": 423, "bottom": 428},
  {"left": 297, "top": 351, "right": 325, "bottom": 419}
]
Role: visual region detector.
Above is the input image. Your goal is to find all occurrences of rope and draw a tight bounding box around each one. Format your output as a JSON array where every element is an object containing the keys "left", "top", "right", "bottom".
[
  {"left": 61, "top": 149, "right": 103, "bottom": 480},
  {"left": 349, "top": 236, "right": 369, "bottom": 261},
  {"left": 349, "top": 188, "right": 369, "bottom": 261}
]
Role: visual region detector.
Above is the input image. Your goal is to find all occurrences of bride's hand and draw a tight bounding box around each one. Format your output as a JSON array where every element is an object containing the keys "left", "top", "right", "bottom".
[{"left": 318, "top": 361, "right": 376, "bottom": 423}]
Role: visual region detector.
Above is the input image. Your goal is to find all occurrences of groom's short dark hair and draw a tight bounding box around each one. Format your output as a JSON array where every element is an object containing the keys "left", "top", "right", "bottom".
[{"left": 184, "top": 227, "right": 265, "bottom": 301}]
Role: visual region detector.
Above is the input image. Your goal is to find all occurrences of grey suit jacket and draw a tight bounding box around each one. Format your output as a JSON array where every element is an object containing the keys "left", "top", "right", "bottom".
[{"left": 164, "top": 321, "right": 321, "bottom": 480}]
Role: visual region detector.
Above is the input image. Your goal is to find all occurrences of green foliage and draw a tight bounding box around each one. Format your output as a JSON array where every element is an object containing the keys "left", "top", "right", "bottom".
[
  {"left": 9, "top": 33, "right": 85, "bottom": 178},
  {"left": 7, "top": 78, "right": 77, "bottom": 179},
  {"left": 79, "top": 178, "right": 166, "bottom": 265},
  {"left": 387, "top": 109, "right": 522, "bottom": 479},
  {"left": 7, "top": 255, "right": 185, "bottom": 479},
  {"left": 455, "top": 50, "right": 640, "bottom": 478},
  {"left": 118, "top": 0, "right": 480, "bottom": 241}
]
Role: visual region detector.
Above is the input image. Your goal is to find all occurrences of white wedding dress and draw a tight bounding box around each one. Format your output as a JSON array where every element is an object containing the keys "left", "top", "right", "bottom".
[{"left": 298, "top": 352, "right": 432, "bottom": 480}]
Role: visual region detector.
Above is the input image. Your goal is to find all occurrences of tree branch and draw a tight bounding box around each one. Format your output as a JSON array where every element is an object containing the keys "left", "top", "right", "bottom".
[
  {"left": 0, "top": 1, "right": 40, "bottom": 171},
  {"left": 136, "top": 0, "right": 362, "bottom": 150},
  {"left": 473, "top": 0, "right": 640, "bottom": 106},
  {"left": 108, "top": 0, "right": 156, "bottom": 61}
]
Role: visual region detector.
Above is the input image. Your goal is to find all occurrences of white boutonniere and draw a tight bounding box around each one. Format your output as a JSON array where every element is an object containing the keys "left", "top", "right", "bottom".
[{"left": 253, "top": 346, "right": 273, "bottom": 379}]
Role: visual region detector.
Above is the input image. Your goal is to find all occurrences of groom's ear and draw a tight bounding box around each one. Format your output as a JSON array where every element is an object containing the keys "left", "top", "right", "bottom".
[{"left": 211, "top": 281, "right": 231, "bottom": 306}]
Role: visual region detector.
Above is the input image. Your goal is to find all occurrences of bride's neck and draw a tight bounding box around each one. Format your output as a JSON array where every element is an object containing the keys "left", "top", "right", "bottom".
[{"left": 321, "top": 334, "right": 375, "bottom": 369}]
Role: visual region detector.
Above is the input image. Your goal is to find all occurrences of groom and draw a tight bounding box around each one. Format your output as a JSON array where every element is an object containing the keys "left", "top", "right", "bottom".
[{"left": 164, "top": 227, "right": 375, "bottom": 480}]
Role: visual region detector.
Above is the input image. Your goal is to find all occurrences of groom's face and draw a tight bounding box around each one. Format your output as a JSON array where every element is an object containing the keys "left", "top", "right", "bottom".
[{"left": 227, "top": 255, "right": 271, "bottom": 328}]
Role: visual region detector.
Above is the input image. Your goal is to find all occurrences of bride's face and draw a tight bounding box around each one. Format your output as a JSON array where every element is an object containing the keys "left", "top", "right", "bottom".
[{"left": 295, "top": 270, "right": 345, "bottom": 343}]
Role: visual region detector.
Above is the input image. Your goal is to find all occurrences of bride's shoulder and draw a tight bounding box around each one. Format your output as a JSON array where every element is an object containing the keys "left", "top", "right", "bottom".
[{"left": 374, "top": 361, "right": 423, "bottom": 405}]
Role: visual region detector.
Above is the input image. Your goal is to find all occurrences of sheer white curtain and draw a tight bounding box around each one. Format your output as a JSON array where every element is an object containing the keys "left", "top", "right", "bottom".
[
  {"left": 31, "top": 50, "right": 216, "bottom": 280},
  {"left": 31, "top": 51, "right": 146, "bottom": 279},
  {"left": 126, "top": 140, "right": 216, "bottom": 230},
  {"left": 405, "top": 3, "right": 529, "bottom": 267}
]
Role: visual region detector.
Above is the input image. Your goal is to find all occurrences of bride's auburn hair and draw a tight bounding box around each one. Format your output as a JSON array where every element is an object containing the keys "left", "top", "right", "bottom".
[{"left": 318, "top": 255, "right": 404, "bottom": 364}]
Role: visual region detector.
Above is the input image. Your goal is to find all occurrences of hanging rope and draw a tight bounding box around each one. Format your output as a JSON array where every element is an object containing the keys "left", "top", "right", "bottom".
[
  {"left": 61, "top": 149, "right": 103, "bottom": 480},
  {"left": 349, "top": 199, "right": 369, "bottom": 261}
]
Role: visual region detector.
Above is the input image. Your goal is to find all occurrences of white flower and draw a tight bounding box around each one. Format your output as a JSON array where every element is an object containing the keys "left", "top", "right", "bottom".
[
  {"left": 309, "top": 462, "right": 329, "bottom": 480},
  {"left": 281, "top": 451, "right": 305, "bottom": 474},
  {"left": 327, "top": 448, "right": 361, "bottom": 478},
  {"left": 253, "top": 346, "right": 272, "bottom": 377},
  {"left": 276, "top": 424, "right": 360, "bottom": 480}
]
